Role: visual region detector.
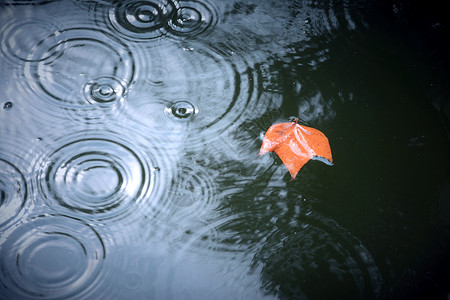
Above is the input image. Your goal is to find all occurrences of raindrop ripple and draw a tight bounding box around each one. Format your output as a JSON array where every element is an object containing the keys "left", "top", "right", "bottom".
[
  {"left": 0, "top": 12, "right": 60, "bottom": 65},
  {"left": 104, "top": 0, "right": 218, "bottom": 41},
  {"left": 0, "top": 214, "right": 105, "bottom": 299},
  {"left": 0, "top": 159, "right": 29, "bottom": 229},
  {"left": 83, "top": 76, "right": 127, "bottom": 105},
  {"left": 164, "top": 100, "right": 197, "bottom": 122},
  {"left": 107, "top": 0, "right": 177, "bottom": 41},
  {"left": 256, "top": 211, "right": 382, "bottom": 298},
  {"left": 127, "top": 43, "right": 266, "bottom": 152},
  {"left": 167, "top": 0, "right": 219, "bottom": 37},
  {"left": 168, "top": 161, "right": 218, "bottom": 213},
  {"left": 23, "top": 27, "right": 134, "bottom": 112},
  {"left": 34, "top": 131, "right": 160, "bottom": 222}
]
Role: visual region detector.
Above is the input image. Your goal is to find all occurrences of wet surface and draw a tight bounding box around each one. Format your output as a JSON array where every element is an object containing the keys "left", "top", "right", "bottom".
[{"left": 1, "top": 0, "right": 450, "bottom": 299}]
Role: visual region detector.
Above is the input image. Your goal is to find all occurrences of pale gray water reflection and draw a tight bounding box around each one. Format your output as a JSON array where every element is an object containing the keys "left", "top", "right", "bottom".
[
  {"left": 0, "top": 214, "right": 106, "bottom": 299},
  {"left": 1, "top": 0, "right": 450, "bottom": 299}
]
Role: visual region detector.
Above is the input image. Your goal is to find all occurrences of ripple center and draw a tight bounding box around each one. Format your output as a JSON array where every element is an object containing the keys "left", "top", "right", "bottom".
[{"left": 165, "top": 100, "right": 197, "bottom": 121}]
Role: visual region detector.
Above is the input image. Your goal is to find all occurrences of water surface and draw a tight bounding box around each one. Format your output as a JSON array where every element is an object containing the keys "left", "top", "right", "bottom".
[{"left": 1, "top": 0, "right": 449, "bottom": 299}]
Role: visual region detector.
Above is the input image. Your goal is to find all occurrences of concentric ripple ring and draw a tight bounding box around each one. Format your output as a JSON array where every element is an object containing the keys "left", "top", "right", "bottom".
[
  {"left": 0, "top": 214, "right": 105, "bottom": 299},
  {"left": 35, "top": 132, "right": 157, "bottom": 222},
  {"left": 0, "top": 158, "right": 29, "bottom": 229},
  {"left": 107, "top": 0, "right": 177, "bottom": 41},
  {"left": 167, "top": 0, "right": 219, "bottom": 37},
  {"left": 24, "top": 27, "right": 134, "bottom": 109}
]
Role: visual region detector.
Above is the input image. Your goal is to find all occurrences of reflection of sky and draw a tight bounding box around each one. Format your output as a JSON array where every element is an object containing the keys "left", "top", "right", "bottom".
[
  {"left": 298, "top": 91, "right": 336, "bottom": 123},
  {"left": 106, "top": 244, "right": 274, "bottom": 299},
  {"left": 0, "top": 0, "right": 449, "bottom": 299}
]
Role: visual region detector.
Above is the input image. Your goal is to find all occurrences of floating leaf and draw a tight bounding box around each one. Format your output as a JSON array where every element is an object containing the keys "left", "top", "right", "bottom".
[{"left": 258, "top": 118, "right": 333, "bottom": 180}]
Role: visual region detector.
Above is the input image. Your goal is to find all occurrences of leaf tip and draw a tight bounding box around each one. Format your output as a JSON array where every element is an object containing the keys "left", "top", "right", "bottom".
[
  {"left": 258, "top": 148, "right": 269, "bottom": 156},
  {"left": 289, "top": 172, "right": 298, "bottom": 181}
]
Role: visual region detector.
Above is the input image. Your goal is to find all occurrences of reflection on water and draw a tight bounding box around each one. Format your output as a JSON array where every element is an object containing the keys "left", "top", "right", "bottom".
[
  {"left": 1, "top": 0, "right": 450, "bottom": 299},
  {"left": 254, "top": 211, "right": 382, "bottom": 298},
  {"left": 23, "top": 26, "right": 134, "bottom": 118},
  {"left": 104, "top": 0, "right": 219, "bottom": 41},
  {"left": 0, "top": 214, "right": 106, "bottom": 299},
  {"left": 33, "top": 129, "right": 165, "bottom": 223},
  {"left": 0, "top": 158, "right": 28, "bottom": 229}
]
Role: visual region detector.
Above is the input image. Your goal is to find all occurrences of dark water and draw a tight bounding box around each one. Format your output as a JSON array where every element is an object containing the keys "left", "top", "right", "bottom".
[{"left": 1, "top": 0, "right": 449, "bottom": 299}]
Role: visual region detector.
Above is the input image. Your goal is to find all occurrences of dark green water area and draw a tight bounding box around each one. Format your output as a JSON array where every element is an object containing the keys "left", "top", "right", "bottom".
[{"left": 1, "top": 0, "right": 449, "bottom": 299}]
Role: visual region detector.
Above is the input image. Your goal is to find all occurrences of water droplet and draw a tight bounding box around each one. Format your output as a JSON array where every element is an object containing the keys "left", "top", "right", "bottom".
[
  {"left": 167, "top": 1, "right": 218, "bottom": 37},
  {"left": 165, "top": 101, "right": 196, "bottom": 121},
  {"left": 98, "top": 85, "right": 114, "bottom": 97},
  {"left": 84, "top": 77, "right": 126, "bottom": 105},
  {"left": 137, "top": 8, "right": 158, "bottom": 23},
  {"left": 3, "top": 102, "right": 13, "bottom": 110},
  {"left": 304, "top": 17, "right": 311, "bottom": 24},
  {"left": 108, "top": 1, "right": 176, "bottom": 41}
]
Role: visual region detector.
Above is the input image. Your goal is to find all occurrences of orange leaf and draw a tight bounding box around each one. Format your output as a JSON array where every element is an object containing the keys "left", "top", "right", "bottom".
[{"left": 258, "top": 118, "right": 333, "bottom": 181}]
